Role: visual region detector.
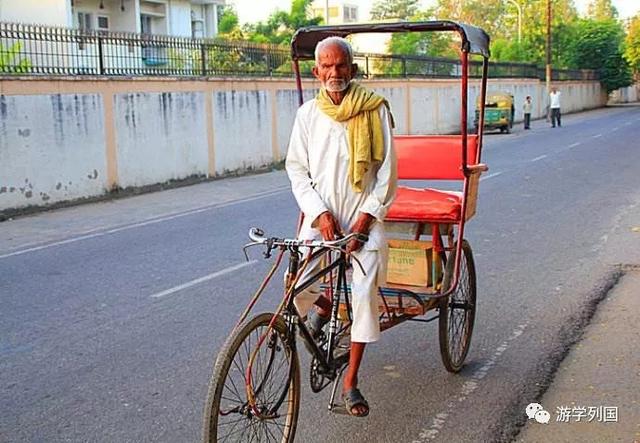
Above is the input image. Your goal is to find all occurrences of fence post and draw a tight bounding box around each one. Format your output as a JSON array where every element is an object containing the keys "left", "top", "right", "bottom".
[
  {"left": 97, "top": 35, "right": 105, "bottom": 75},
  {"left": 201, "top": 43, "right": 206, "bottom": 76},
  {"left": 402, "top": 56, "right": 407, "bottom": 78},
  {"left": 266, "top": 46, "right": 272, "bottom": 77},
  {"left": 365, "top": 55, "right": 369, "bottom": 78}
]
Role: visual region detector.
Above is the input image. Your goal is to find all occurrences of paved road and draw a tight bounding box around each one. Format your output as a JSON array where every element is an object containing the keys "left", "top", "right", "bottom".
[{"left": 1, "top": 105, "right": 639, "bottom": 442}]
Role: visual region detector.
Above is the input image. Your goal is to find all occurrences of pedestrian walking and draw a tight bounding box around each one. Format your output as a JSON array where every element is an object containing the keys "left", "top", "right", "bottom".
[
  {"left": 523, "top": 95, "right": 532, "bottom": 129},
  {"left": 549, "top": 87, "right": 562, "bottom": 128}
]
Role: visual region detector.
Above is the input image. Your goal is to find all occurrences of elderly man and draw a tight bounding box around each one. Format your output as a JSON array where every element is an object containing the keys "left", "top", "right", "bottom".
[{"left": 285, "top": 36, "right": 397, "bottom": 417}]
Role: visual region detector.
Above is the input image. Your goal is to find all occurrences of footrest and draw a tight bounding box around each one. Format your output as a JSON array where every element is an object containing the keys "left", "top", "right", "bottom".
[{"left": 332, "top": 286, "right": 439, "bottom": 319}]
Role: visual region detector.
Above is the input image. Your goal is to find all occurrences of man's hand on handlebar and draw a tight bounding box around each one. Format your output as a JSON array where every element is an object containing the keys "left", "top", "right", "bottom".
[
  {"left": 346, "top": 212, "right": 374, "bottom": 254},
  {"left": 314, "top": 211, "right": 342, "bottom": 241}
]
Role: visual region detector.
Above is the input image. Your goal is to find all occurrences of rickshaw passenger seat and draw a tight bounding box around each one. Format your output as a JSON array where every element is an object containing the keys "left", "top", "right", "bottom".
[{"left": 386, "top": 135, "right": 479, "bottom": 223}]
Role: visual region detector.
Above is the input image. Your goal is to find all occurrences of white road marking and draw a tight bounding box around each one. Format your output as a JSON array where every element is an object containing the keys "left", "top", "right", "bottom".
[
  {"left": 480, "top": 171, "right": 503, "bottom": 181},
  {"left": 0, "top": 188, "right": 289, "bottom": 260},
  {"left": 149, "top": 261, "right": 257, "bottom": 298},
  {"left": 568, "top": 142, "right": 581, "bottom": 148},
  {"left": 592, "top": 133, "right": 602, "bottom": 138},
  {"left": 414, "top": 323, "right": 528, "bottom": 441},
  {"left": 530, "top": 155, "right": 547, "bottom": 162},
  {"left": 611, "top": 127, "right": 620, "bottom": 131}
]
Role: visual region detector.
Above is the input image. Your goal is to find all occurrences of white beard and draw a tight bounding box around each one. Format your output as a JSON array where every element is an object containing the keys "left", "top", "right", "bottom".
[{"left": 323, "top": 78, "right": 350, "bottom": 92}]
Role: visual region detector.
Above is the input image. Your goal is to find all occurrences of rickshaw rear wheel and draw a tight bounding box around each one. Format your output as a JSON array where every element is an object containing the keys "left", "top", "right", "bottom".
[
  {"left": 203, "top": 313, "right": 300, "bottom": 443},
  {"left": 438, "top": 240, "right": 477, "bottom": 373}
]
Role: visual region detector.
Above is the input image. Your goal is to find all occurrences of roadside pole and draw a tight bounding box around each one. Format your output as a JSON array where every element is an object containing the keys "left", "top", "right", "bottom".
[{"left": 545, "top": 0, "right": 552, "bottom": 120}]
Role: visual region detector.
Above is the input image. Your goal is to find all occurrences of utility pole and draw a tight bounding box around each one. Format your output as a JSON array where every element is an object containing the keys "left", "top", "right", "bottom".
[
  {"left": 545, "top": 0, "right": 552, "bottom": 95},
  {"left": 325, "top": 0, "right": 330, "bottom": 25},
  {"left": 506, "top": 0, "right": 522, "bottom": 43}
]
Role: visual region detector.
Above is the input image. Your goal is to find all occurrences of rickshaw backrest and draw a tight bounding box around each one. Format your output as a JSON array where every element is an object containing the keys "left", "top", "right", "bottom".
[{"left": 393, "top": 135, "right": 479, "bottom": 180}]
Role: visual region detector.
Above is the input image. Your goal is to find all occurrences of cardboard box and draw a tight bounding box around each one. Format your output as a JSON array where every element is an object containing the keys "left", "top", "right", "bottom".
[{"left": 386, "top": 239, "right": 440, "bottom": 287}]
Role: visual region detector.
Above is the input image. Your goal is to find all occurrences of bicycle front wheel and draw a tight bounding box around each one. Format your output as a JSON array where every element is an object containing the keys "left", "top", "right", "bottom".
[{"left": 203, "top": 313, "right": 300, "bottom": 442}]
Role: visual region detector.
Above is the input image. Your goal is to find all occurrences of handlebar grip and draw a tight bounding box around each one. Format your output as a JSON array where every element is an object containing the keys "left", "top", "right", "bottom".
[
  {"left": 248, "top": 227, "right": 265, "bottom": 242},
  {"left": 355, "top": 232, "right": 369, "bottom": 243}
]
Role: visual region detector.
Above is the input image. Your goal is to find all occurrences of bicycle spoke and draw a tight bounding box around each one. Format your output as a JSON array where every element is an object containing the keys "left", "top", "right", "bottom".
[
  {"left": 263, "top": 419, "right": 282, "bottom": 442},
  {"left": 222, "top": 368, "right": 244, "bottom": 405},
  {"left": 217, "top": 415, "right": 248, "bottom": 428},
  {"left": 218, "top": 416, "right": 247, "bottom": 442}
]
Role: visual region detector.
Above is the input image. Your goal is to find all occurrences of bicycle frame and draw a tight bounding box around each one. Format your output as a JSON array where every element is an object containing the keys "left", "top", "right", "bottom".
[
  {"left": 238, "top": 232, "right": 366, "bottom": 416},
  {"left": 288, "top": 249, "right": 352, "bottom": 375}
]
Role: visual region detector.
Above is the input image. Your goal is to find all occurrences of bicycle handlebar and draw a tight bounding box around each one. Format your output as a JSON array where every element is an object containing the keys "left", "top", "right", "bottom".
[{"left": 247, "top": 227, "right": 368, "bottom": 250}]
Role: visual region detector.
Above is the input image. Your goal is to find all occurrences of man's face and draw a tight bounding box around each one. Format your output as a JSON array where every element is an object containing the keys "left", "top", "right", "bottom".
[{"left": 312, "top": 43, "right": 357, "bottom": 93}]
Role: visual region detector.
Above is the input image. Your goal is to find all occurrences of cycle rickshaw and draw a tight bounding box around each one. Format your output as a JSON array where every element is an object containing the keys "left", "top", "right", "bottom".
[{"left": 203, "top": 20, "right": 490, "bottom": 442}]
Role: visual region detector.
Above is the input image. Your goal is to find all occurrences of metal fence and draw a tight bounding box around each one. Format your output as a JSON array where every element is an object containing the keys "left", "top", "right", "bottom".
[{"left": 1, "top": 22, "right": 598, "bottom": 81}]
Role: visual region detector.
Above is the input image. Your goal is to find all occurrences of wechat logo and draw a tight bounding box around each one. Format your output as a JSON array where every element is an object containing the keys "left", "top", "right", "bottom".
[{"left": 526, "top": 403, "right": 550, "bottom": 424}]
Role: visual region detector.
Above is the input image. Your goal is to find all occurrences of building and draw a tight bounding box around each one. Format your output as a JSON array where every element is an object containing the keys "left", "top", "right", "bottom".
[
  {"left": 307, "top": 1, "right": 390, "bottom": 56},
  {"left": 310, "top": 0, "right": 359, "bottom": 25},
  {"left": 0, "top": 0, "right": 226, "bottom": 38}
]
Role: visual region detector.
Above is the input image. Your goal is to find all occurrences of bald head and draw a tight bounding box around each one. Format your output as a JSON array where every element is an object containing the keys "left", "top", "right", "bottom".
[{"left": 315, "top": 36, "right": 353, "bottom": 65}]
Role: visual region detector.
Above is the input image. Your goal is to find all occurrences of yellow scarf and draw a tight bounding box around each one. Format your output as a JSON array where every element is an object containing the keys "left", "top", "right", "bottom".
[{"left": 316, "top": 82, "right": 393, "bottom": 193}]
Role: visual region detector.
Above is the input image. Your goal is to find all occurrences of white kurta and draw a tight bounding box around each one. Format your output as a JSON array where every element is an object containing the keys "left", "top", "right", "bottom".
[{"left": 285, "top": 97, "right": 397, "bottom": 343}]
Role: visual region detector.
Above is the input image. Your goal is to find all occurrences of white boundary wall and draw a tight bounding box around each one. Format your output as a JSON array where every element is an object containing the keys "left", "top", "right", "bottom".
[
  {"left": 609, "top": 84, "right": 639, "bottom": 104},
  {"left": 0, "top": 77, "right": 609, "bottom": 213}
]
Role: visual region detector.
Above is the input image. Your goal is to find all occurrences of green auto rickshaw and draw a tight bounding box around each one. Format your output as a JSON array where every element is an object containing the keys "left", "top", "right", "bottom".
[{"left": 474, "top": 92, "right": 515, "bottom": 133}]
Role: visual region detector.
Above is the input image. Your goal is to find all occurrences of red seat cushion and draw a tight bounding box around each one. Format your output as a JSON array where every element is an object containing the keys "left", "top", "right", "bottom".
[{"left": 386, "top": 186, "right": 462, "bottom": 223}]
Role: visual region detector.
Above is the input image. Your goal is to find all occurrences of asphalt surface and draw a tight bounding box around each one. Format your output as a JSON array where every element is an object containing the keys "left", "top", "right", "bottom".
[
  {"left": 1, "top": 105, "right": 639, "bottom": 443},
  {"left": 518, "top": 268, "right": 640, "bottom": 442}
]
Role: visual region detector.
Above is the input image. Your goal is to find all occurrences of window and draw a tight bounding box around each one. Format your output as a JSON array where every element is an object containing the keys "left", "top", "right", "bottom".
[
  {"left": 343, "top": 6, "right": 357, "bottom": 22},
  {"left": 77, "top": 12, "right": 92, "bottom": 31},
  {"left": 140, "top": 14, "right": 167, "bottom": 66},
  {"left": 141, "top": 15, "right": 152, "bottom": 34},
  {"left": 192, "top": 19, "right": 204, "bottom": 38},
  {"left": 97, "top": 16, "right": 110, "bottom": 31},
  {"left": 76, "top": 12, "right": 92, "bottom": 50}
]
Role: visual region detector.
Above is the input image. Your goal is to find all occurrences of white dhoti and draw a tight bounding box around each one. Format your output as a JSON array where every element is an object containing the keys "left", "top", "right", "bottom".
[
  {"left": 285, "top": 93, "right": 397, "bottom": 345},
  {"left": 293, "top": 222, "right": 388, "bottom": 343}
]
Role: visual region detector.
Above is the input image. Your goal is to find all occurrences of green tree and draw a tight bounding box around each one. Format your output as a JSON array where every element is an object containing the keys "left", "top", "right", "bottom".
[
  {"left": 433, "top": 0, "right": 505, "bottom": 41},
  {"left": 586, "top": 0, "right": 618, "bottom": 21},
  {"left": 0, "top": 42, "right": 31, "bottom": 73},
  {"left": 370, "top": 0, "right": 419, "bottom": 20},
  {"left": 218, "top": 6, "right": 239, "bottom": 34},
  {"left": 624, "top": 14, "right": 640, "bottom": 75},
  {"left": 566, "top": 19, "right": 632, "bottom": 92},
  {"left": 216, "top": 6, "right": 246, "bottom": 40},
  {"left": 512, "top": 0, "right": 579, "bottom": 68},
  {"left": 245, "top": 0, "right": 322, "bottom": 45},
  {"left": 490, "top": 39, "right": 528, "bottom": 63},
  {"left": 386, "top": 10, "right": 455, "bottom": 56}
]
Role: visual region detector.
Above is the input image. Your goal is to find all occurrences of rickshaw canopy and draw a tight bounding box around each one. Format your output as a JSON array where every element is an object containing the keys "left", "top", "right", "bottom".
[{"left": 291, "top": 20, "right": 490, "bottom": 61}]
